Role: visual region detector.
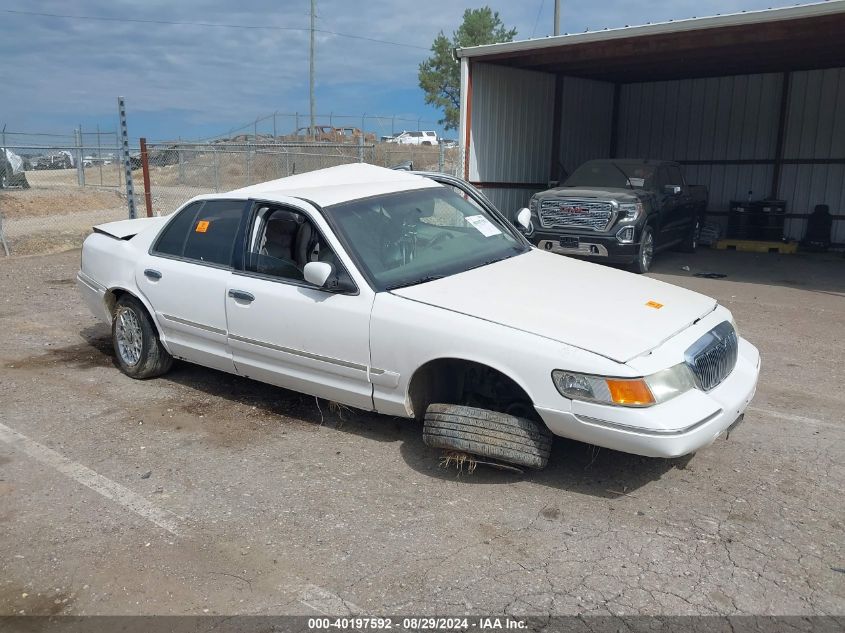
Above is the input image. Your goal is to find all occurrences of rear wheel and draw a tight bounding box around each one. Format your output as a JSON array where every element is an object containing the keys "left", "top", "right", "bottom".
[
  {"left": 112, "top": 295, "right": 173, "bottom": 379},
  {"left": 630, "top": 226, "right": 654, "bottom": 274},
  {"left": 423, "top": 404, "right": 553, "bottom": 470}
]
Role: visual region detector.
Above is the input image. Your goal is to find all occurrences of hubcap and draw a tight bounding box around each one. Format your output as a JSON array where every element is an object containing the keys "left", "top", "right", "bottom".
[
  {"left": 642, "top": 233, "right": 654, "bottom": 269},
  {"left": 115, "top": 308, "right": 143, "bottom": 366}
]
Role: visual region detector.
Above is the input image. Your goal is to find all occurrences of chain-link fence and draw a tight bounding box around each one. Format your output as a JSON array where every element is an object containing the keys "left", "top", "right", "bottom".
[
  {"left": 137, "top": 140, "right": 460, "bottom": 217},
  {"left": 0, "top": 128, "right": 133, "bottom": 255},
  {"left": 0, "top": 130, "right": 460, "bottom": 256}
]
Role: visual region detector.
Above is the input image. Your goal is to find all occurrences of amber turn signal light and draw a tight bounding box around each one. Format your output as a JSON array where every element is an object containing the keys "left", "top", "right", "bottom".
[{"left": 605, "top": 379, "right": 656, "bottom": 406}]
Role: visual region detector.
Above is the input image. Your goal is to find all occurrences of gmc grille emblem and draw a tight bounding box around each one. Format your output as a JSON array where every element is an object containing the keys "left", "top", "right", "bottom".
[{"left": 561, "top": 205, "right": 588, "bottom": 214}]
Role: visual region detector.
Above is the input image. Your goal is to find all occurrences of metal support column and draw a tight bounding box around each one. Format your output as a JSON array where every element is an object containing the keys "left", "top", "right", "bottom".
[{"left": 118, "top": 96, "right": 137, "bottom": 219}]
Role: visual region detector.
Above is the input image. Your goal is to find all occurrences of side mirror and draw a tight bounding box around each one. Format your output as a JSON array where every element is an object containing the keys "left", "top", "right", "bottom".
[
  {"left": 664, "top": 185, "right": 682, "bottom": 196},
  {"left": 303, "top": 261, "right": 333, "bottom": 288},
  {"left": 516, "top": 208, "right": 532, "bottom": 230}
]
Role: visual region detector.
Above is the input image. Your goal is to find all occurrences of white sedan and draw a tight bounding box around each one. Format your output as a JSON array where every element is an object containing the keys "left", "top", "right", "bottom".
[{"left": 77, "top": 164, "right": 760, "bottom": 469}]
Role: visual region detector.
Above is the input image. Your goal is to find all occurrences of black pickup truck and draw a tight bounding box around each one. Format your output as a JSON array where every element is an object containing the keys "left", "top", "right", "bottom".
[{"left": 523, "top": 159, "right": 708, "bottom": 273}]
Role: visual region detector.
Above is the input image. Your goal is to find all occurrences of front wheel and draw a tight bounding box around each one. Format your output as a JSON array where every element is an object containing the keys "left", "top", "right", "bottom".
[
  {"left": 423, "top": 404, "right": 553, "bottom": 470},
  {"left": 630, "top": 226, "right": 654, "bottom": 274},
  {"left": 112, "top": 295, "right": 173, "bottom": 379}
]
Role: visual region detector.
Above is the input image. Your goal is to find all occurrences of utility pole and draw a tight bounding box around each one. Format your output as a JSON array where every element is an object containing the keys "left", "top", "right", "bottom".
[
  {"left": 554, "top": 0, "right": 561, "bottom": 35},
  {"left": 310, "top": 0, "right": 316, "bottom": 139}
]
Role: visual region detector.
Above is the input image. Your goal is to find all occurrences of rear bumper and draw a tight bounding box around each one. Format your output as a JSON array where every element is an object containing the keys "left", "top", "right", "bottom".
[
  {"left": 536, "top": 339, "right": 761, "bottom": 458},
  {"left": 76, "top": 271, "right": 111, "bottom": 323},
  {"left": 532, "top": 232, "right": 639, "bottom": 264}
]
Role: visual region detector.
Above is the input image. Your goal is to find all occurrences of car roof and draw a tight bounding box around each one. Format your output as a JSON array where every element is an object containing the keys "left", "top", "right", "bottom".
[{"left": 204, "top": 163, "right": 441, "bottom": 208}]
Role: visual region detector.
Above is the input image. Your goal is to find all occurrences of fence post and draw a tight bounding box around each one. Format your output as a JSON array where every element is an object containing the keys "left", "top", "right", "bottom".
[
  {"left": 118, "top": 96, "right": 137, "bottom": 219},
  {"left": 139, "top": 137, "right": 154, "bottom": 217},
  {"left": 75, "top": 126, "right": 85, "bottom": 187},
  {"left": 96, "top": 124, "right": 104, "bottom": 186},
  {"left": 0, "top": 212, "right": 9, "bottom": 257},
  {"left": 438, "top": 141, "right": 445, "bottom": 173},
  {"left": 245, "top": 143, "right": 251, "bottom": 185},
  {"left": 213, "top": 147, "right": 220, "bottom": 192},
  {"left": 178, "top": 136, "right": 184, "bottom": 185},
  {"left": 357, "top": 135, "right": 364, "bottom": 163}
]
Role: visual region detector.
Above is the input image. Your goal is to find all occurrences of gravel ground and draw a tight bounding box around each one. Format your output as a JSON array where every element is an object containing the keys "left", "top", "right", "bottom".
[{"left": 0, "top": 247, "right": 843, "bottom": 618}]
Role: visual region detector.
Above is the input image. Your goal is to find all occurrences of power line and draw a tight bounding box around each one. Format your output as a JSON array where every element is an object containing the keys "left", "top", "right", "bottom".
[
  {"left": 531, "top": 0, "right": 545, "bottom": 38},
  {"left": 1, "top": 8, "right": 429, "bottom": 50}
]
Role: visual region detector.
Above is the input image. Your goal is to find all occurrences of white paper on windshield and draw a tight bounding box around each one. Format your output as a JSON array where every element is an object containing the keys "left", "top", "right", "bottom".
[
  {"left": 628, "top": 177, "right": 645, "bottom": 187},
  {"left": 465, "top": 214, "right": 502, "bottom": 237}
]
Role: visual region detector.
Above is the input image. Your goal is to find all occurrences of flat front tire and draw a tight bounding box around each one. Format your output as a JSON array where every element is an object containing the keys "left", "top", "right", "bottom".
[
  {"left": 112, "top": 295, "right": 173, "bottom": 379},
  {"left": 423, "top": 404, "right": 553, "bottom": 470}
]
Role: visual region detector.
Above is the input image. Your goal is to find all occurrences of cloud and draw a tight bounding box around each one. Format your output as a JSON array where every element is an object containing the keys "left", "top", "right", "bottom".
[{"left": 0, "top": 0, "right": 821, "bottom": 140}]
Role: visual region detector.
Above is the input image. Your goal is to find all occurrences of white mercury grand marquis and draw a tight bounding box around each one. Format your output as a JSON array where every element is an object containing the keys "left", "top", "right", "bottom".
[{"left": 78, "top": 164, "right": 760, "bottom": 469}]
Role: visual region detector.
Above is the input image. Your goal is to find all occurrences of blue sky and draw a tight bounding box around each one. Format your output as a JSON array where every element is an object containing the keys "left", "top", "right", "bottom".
[{"left": 0, "top": 0, "right": 823, "bottom": 143}]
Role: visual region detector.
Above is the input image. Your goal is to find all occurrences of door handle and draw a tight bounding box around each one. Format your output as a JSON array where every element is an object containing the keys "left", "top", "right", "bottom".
[
  {"left": 228, "top": 289, "right": 255, "bottom": 303},
  {"left": 144, "top": 269, "right": 162, "bottom": 280}
]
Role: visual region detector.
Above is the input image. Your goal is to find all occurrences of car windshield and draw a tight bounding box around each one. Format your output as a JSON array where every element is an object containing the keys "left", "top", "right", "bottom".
[
  {"left": 564, "top": 161, "right": 656, "bottom": 190},
  {"left": 323, "top": 187, "right": 528, "bottom": 291}
]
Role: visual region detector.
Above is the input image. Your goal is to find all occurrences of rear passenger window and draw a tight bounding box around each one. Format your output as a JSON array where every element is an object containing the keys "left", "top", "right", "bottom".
[
  {"left": 153, "top": 199, "right": 244, "bottom": 267},
  {"left": 154, "top": 202, "right": 202, "bottom": 257}
]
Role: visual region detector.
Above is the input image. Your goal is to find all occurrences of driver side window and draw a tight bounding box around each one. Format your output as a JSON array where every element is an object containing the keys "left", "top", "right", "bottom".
[{"left": 244, "top": 206, "right": 343, "bottom": 284}]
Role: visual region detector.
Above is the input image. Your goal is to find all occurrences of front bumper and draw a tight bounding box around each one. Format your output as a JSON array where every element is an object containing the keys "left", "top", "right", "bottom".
[
  {"left": 532, "top": 231, "right": 639, "bottom": 264},
  {"left": 535, "top": 338, "right": 761, "bottom": 458}
]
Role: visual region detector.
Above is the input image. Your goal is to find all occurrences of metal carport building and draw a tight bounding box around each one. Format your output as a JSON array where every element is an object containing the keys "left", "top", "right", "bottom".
[{"left": 456, "top": 1, "right": 845, "bottom": 245}]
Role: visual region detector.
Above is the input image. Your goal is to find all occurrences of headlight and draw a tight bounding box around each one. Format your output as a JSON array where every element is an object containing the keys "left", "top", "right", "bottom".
[
  {"left": 552, "top": 363, "right": 695, "bottom": 408},
  {"left": 529, "top": 197, "right": 538, "bottom": 212},
  {"left": 618, "top": 201, "right": 643, "bottom": 222}
]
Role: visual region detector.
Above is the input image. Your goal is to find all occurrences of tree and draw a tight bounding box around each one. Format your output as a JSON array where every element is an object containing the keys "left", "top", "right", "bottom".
[{"left": 418, "top": 7, "right": 517, "bottom": 131}]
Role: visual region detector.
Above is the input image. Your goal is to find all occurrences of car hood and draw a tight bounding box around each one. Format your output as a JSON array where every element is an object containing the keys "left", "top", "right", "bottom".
[
  {"left": 391, "top": 249, "right": 717, "bottom": 364},
  {"left": 540, "top": 186, "right": 646, "bottom": 201}
]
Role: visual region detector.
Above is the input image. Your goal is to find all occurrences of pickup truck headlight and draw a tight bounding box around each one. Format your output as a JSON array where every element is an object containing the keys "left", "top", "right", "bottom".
[
  {"left": 618, "top": 201, "right": 643, "bottom": 222},
  {"left": 552, "top": 363, "right": 695, "bottom": 407}
]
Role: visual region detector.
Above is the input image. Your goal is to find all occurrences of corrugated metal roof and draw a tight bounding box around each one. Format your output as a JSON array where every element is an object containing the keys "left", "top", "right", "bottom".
[{"left": 456, "top": 1, "right": 845, "bottom": 60}]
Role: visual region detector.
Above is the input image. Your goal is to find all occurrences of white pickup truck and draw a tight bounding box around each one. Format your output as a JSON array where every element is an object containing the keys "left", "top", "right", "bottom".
[
  {"left": 77, "top": 164, "right": 760, "bottom": 470},
  {"left": 387, "top": 131, "right": 438, "bottom": 145}
]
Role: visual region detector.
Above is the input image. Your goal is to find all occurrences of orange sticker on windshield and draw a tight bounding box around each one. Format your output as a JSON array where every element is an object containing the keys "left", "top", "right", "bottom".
[
  {"left": 195, "top": 220, "right": 210, "bottom": 233},
  {"left": 646, "top": 300, "right": 664, "bottom": 309}
]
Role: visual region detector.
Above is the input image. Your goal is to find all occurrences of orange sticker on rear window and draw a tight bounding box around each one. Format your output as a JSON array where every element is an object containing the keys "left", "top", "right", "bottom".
[
  {"left": 646, "top": 300, "right": 664, "bottom": 309},
  {"left": 195, "top": 220, "right": 210, "bottom": 233}
]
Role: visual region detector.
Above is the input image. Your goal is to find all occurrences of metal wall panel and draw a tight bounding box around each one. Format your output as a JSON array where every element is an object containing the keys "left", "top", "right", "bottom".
[
  {"left": 617, "top": 69, "right": 844, "bottom": 241},
  {"left": 467, "top": 61, "right": 844, "bottom": 242},
  {"left": 468, "top": 63, "right": 555, "bottom": 184},
  {"left": 618, "top": 74, "right": 783, "bottom": 162},
  {"left": 558, "top": 76, "right": 615, "bottom": 175},
  {"left": 779, "top": 68, "right": 845, "bottom": 241},
  {"left": 479, "top": 187, "right": 542, "bottom": 221}
]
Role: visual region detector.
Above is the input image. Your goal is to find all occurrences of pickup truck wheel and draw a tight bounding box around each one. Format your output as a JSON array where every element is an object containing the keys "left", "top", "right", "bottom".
[
  {"left": 423, "top": 404, "right": 553, "bottom": 470},
  {"left": 630, "top": 226, "right": 654, "bottom": 274},
  {"left": 680, "top": 218, "right": 700, "bottom": 253},
  {"left": 112, "top": 296, "right": 173, "bottom": 379}
]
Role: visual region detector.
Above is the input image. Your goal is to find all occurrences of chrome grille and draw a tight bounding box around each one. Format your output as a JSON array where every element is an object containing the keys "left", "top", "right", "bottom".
[
  {"left": 684, "top": 321, "right": 739, "bottom": 391},
  {"left": 538, "top": 198, "right": 614, "bottom": 231}
]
